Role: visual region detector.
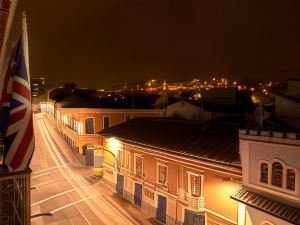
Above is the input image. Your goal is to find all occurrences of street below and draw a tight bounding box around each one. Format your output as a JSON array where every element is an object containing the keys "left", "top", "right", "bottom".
[{"left": 30, "top": 113, "right": 153, "bottom": 225}]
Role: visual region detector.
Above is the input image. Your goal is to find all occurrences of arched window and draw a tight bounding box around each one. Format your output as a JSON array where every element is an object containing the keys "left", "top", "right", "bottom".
[
  {"left": 287, "top": 169, "right": 296, "bottom": 191},
  {"left": 272, "top": 162, "right": 283, "bottom": 187},
  {"left": 260, "top": 163, "right": 268, "bottom": 183}
]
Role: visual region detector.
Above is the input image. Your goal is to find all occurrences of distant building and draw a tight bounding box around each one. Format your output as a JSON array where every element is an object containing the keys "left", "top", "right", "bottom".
[
  {"left": 30, "top": 77, "right": 45, "bottom": 100},
  {"left": 42, "top": 87, "right": 164, "bottom": 155},
  {"left": 166, "top": 89, "right": 256, "bottom": 123},
  {"left": 269, "top": 79, "right": 300, "bottom": 129},
  {"left": 232, "top": 129, "right": 300, "bottom": 225},
  {"left": 100, "top": 118, "right": 242, "bottom": 225},
  {"left": 166, "top": 100, "right": 203, "bottom": 121}
]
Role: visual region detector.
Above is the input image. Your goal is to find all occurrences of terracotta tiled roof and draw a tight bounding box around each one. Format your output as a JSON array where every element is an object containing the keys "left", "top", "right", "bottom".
[
  {"left": 99, "top": 117, "right": 241, "bottom": 165},
  {"left": 0, "top": 0, "right": 10, "bottom": 54},
  {"left": 231, "top": 188, "right": 300, "bottom": 225}
]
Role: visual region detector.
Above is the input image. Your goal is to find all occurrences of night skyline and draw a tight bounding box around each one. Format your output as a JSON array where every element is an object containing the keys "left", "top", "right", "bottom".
[{"left": 25, "top": 0, "right": 300, "bottom": 88}]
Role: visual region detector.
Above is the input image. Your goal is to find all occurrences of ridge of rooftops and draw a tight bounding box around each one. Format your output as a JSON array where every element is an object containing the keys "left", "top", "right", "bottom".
[
  {"left": 99, "top": 117, "right": 242, "bottom": 166},
  {"left": 48, "top": 87, "right": 256, "bottom": 113},
  {"left": 99, "top": 117, "right": 300, "bottom": 167}
]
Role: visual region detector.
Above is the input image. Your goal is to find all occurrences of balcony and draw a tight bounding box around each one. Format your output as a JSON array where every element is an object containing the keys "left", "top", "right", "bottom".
[{"left": 177, "top": 188, "right": 205, "bottom": 211}]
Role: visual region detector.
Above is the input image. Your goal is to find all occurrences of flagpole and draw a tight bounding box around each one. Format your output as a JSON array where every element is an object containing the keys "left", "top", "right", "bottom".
[
  {"left": 0, "top": 0, "right": 19, "bottom": 99},
  {"left": 22, "top": 11, "right": 30, "bottom": 86}
]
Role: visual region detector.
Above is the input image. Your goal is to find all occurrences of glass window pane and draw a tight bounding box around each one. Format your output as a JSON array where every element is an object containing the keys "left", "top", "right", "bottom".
[
  {"left": 136, "top": 156, "right": 142, "bottom": 177},
  {"left": 287, "top": 169, "right": 295, "bottom": 191},
  {"left": 260, "top": 163, "right": 268, "bottom": 183},
  {"left": 103, "top": 116, "right": 110, "bottom": 129},
  {"left": 85, "top": 118, "right": 94, "bottom": 134},
  {"left": 190, "top": 175, "right": 201, "bottom": 197},
  {"left": 272, "top": 162, "right": 283, "bottom": 187},
  {"left": 158, "top": 165, "right": 167, "bottom": 184}
]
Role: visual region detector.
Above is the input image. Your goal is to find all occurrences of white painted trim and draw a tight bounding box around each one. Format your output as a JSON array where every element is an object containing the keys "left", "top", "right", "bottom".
[
  {"left": 59, "top": 108, "right": 164, "bottom": 113},
  {"left": 187, "top": 171, "right": 203, "bottom": 197},
  {"left": 240, "top": 135, "right": 300, "bottom": 148},
  {"left": 257, "top": 158, "right": 298, "bottom": 195},
  {"left": 134, "top": 154, "right": 143, "bottom": 176},
  {"left": 123, "top": 142, "right": 242, "bottom": 176},
  {"left": 257, "top": 159, "right": 269, "bottom": 185},
  {"left": 205, "top": 209, "right": 237, "bottom": 225},
  {"left": 286, "top": 165, "right": 299, "bottom": 192},
  {"left": 246, "top": 183, "right": 300, "bottom": 203},
  {"left": 85, "top": 117, "right": 95, "bottom": 134},
  {"left": 156, "top": 163, "right": 168, "bottom": 186}
]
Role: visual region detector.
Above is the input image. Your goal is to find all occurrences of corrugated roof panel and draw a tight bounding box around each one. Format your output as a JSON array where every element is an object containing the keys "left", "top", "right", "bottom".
[
  {"left": 100, "top": 117, "right": 240, "bottom": 165},
  {"left": 231, "top": 188, "right": 300, "bottom": 225}
]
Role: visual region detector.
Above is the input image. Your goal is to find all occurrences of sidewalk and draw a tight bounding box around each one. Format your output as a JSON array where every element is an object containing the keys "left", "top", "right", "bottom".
[{"left": 96, "top": 179, "right": 162, "bottom": 225}]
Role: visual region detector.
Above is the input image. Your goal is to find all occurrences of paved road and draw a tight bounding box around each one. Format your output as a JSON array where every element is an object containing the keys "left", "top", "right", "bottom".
[{"left": 30, "top": 113, "right": 142, "bottom": 225}]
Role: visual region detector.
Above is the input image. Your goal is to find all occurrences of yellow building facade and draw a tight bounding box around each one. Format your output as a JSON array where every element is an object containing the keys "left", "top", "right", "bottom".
[{"left": 100, "top": 118, "right": 242, "bottom": 225}]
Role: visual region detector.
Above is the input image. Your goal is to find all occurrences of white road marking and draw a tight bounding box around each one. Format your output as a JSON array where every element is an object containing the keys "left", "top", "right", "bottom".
[
  {"left": 31, "top": 168, "right": 60, "bottom": 178},
  {"left": 36, "top": 117, "right": 140, "bottom": 225},
  {"left": 32, "top": 165, "right": 66, "bottom": 175},
  {"left": 31, "top": 188, "right": 76, "bottom": 206},
  {"left": 37, "top": 119, "right": 112, "bottom": 225},
  {"left": 50, "top": 196, "right": 94, "bottom": 214},
  {"left": 75, "top": 204, "right": 93, "bottom": 225},
  {"left": 33, "top": 178, "right": 67, "bottom": 188}
]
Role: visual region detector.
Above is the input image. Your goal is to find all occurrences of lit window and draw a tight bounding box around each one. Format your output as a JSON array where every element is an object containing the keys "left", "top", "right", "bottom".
[
  {"left": 117, "top": 151, "right": 122, "bottom": 168},
  {"left": 85, "top": 118, "right": 94, "bottom": 134},
  {"left": 272, "top": 162, "right": 283, "bottom": 187},
  {"left": 135, "top": 156, "right": 143, "bottom": 177},
  {"left": 260, "top": 163, "right": 268, "bottom": 183},
  {"left": 190, "top": 174, "right": 201, "bottom": 197},
  {"left": 287, "top": 169, "right": 295, "bottom": 191},
  {"left": 158, "top": 164, "right": 167, "bottom": 185},
  {"left": 122, "top": 150, "right": 130, "bottom": 169},
  {"left": 103, "top": 116, "right": 110, "bottom": 129}
]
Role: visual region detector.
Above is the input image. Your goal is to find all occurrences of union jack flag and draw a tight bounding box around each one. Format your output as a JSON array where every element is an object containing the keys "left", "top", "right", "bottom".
[{"left": 0, "top": 35, "right": 34, "bottom": 172}]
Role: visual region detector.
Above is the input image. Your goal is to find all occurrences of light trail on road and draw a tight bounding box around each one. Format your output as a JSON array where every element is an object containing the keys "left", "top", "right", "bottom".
[{"left": 31, "top": 114, "right": 140, "bottom": 225}]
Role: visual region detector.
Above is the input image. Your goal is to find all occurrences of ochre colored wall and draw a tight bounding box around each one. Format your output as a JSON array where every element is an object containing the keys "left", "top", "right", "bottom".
[
  {"left": 204, "top": 172, "right": 239, "bottom": 222},
  {"left": 168, "top": 163, "right": 178, "bottom": 195}
]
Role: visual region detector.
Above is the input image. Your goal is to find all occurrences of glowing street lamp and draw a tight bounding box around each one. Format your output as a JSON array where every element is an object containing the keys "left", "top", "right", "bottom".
[{"left": 107, "top": 137, "right": 122, "bottom": 156}]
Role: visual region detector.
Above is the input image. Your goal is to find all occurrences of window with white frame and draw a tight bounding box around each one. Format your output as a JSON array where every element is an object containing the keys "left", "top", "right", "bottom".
[
  {"left": 122, "top": 150, "right": 131, "bottom": 169},
  {"left": 157, "top": 164, "right": 168, "bottom": 185},
  {"left": 260, "top": 163, "right": 268, "bottom": 184},
  {"left": 117, "top": 150, "right": 122, "bottom": 168},
  {"left": 258, "top": 159, "right": 298, "bottom": 193},
  {"left": 85, "top": 118, "right": 94, "bottom": 134},
  {"left": 188, "top": 172, "right": 202, "bottom": 197},
  {"left": 135, "top": 155, "right": 143, "bottom": 177},
  {"left": 287, "top": 169, "right": 296, "bottom": 191},
  {"left": 272, "top": 162, "right": 283, "bottom": 187}
]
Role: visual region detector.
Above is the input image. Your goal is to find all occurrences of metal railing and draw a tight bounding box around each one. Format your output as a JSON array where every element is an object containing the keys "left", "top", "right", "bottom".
[{"left": 0, "top": 168, "right": 31, "bottom": 225}]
